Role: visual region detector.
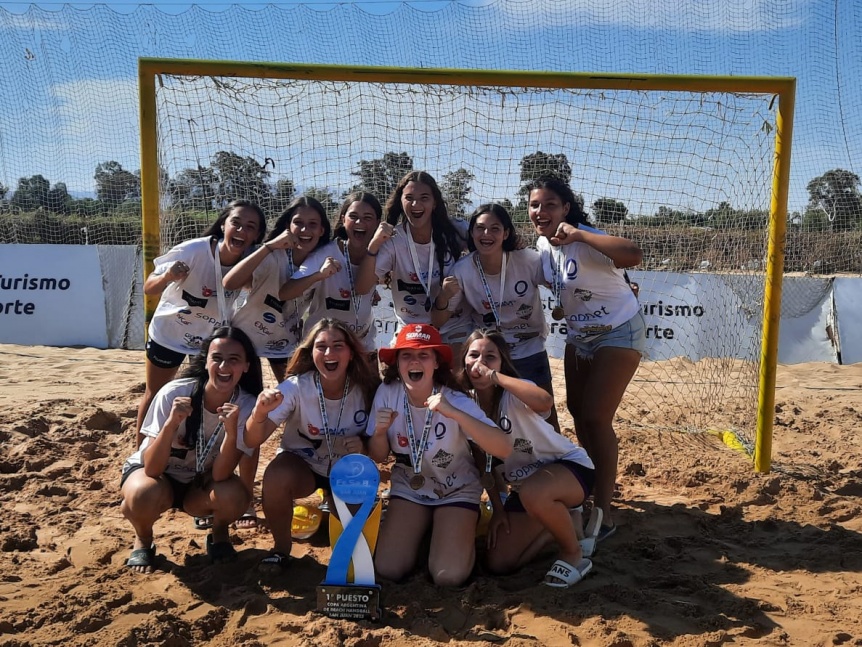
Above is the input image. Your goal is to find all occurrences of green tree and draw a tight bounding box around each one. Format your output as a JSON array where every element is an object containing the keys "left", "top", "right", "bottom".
[
  {"left": 0, "top": 182, "right": 8, "bottom": 201},
  {"left": 517, "top": 151, "right": 572, "bottom": 199},
  {"left": 592, "top": 197, "right": 628, "bottom": 225},
  {"left": 211, "top": 151, "right": 271, "bottom": 207},
  {"left": 10, "top": 175, "right": 51, "bottom": 211},
  {"left": 304, "top": 187, "right": 338, "bottom": 220},
  {"left": 271, "top": 178, "right": 296, "bottom": 215},
  {"left": 94, "top": 161, "right": 140, "bottom": 207},
  {"left": 168, "top": 166, "right": 218, "bottom": 211},
  {"left": 806, "top": 168, "right": 862, "bottom": 231},
  {"left": 440, "top": 168, "right": 474, "bottom": 217},
  {"left": 46, "top": 182, "right": 71, "bottom": 214},
  {"left": 349, "top": 152, "right": 413, "bottom": 201}
]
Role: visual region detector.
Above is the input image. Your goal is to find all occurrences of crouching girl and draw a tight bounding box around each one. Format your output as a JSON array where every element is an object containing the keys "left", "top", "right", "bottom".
[{"left": 121, "top": 327, "right": 263, "bottom": 573}]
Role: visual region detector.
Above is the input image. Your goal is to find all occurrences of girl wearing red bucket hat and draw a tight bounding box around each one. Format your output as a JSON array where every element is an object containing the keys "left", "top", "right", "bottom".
[{"left": 368, "top": 323, "right": 512, "bottom": 587}]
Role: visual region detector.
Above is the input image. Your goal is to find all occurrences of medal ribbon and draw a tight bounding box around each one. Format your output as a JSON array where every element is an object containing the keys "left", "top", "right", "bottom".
[
  {"left": 474, "top": 252, "right": 507, "bottom": 330},
  {"left": 341, "top": 239, "right": 363, "bottom": 335},
  {"left": 550, "top": 246, "right": 565, "bottom": 313},
  {"left": 402, "top": 385, "right": 438, "bottom": 475},
  {"left": 286, "top": 248, "right": 303, "bottom": 343},
  {"left": 195, "top": 387, "right": 237, "bottom": 474},
  {"left": 211, "top": 240, "right": 230, "bottom": 326},
  {"left": 405, "top": 223, "right": 435, "bottom": 304},
  {"left": 314, "top": 372, "right": 350, "bottom": 471}
]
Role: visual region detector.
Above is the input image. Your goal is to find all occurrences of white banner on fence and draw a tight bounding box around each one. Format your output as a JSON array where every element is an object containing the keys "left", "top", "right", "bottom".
[
  {"left": 833, "top": 277, "right": 862, "bottom": 365},
  {"left": 0, "top": 245, "right": 108, "bottom": 348}
]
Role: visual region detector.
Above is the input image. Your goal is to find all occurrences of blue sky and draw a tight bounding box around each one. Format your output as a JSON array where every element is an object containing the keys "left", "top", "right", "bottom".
[{"left": 0, "top": 0, "right": 859, "bottom": 216}]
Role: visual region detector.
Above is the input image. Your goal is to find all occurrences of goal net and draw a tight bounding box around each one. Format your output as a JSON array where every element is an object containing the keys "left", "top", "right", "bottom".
[{"left": 140, "top": 60, "right": 794, "bottom": 470}]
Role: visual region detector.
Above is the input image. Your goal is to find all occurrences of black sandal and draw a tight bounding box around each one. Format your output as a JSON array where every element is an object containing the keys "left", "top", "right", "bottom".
[{"left": 258, "top": 551, "right": 291, "bottom": 571}]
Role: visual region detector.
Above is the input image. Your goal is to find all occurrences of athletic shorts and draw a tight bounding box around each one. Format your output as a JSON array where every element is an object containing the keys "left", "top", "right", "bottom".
[
  {"left": 512, "top": 350, "right": 553, "bottom": 386},
  {"left": 503, "top": 460, "right": 595, "bottom": 512},
  {"left": 120, "top": 463, "right": 193, "bottom": 510},
  {"left": 389, "top": 495, "right": 480, "bottom": 514},
  {"left": 145, "top": 339, "right": 187, "bottom": 369},
  {"left": 568, "top": 311, "right": 646, "bottom": 361}
]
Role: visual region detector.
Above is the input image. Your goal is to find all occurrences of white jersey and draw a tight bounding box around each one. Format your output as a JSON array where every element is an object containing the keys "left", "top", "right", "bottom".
[
  {"left": 147, "top": 237, "right": 243, "bottom": 354},
  {"left": 374, "top": 223, "right": 469, "bottom": 343},
  {"left": 537, "top": 226, "right": 639, "bottom": 342},
  {"left": 492, "top": 390, "right": 593, "bottom": 487},
  {"left": 367, "top": 382, "right": 498, "bottom": 506},
  {"left": 291, "top": 240, "right": 376, "bottom": 353},
  {"left": 448, "top": 249, "right": 548, "bottom": 359},
  {"left": 255, "top": 372, "right": 370, "bottom": 477},
  {"left": 123, "top": 378, "right": 256, "bottom": 484},
  {"left": 231, "top": 248, "right": 301, "bottom": 359}
]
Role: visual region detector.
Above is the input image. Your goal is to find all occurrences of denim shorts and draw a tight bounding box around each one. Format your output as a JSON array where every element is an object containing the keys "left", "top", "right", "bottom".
[
  {"left": 512, "top": 350, "right": 553, "bottom": 386},
  {"left": 568, "top": 311, "right": 646, "bottom": 360}
]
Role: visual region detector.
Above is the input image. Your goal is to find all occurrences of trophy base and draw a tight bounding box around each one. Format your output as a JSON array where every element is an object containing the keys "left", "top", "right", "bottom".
[{"left": 317, "top": 584, "right": 381, "bottom": 621}]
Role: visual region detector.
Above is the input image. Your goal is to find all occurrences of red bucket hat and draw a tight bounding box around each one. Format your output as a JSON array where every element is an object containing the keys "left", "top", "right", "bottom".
[{"left": 378, "top": 324, "right": 453, "bottom": 367}]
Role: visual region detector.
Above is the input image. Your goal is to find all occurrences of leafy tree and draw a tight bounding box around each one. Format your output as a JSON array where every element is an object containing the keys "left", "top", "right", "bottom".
[
  {"left": 303, "top": 187, "right": 339, "bottom": 220},
  {"left": 271, "top": 178, "right": 296, "bottom": 215},
  {"left": 94, "top": 161, "right": 140, "bottom": 207},
  {"left": 349, "top": 152, "right": 413, "bottom": 201},
  {"left": 440, "top": 168, "right": 474, "bottom": 217},
  {"left": 801, "top": 206, "right": 829, "bottom": 231},
  {"left": 46, "top": 182, "right": 71, "bottom": 214},
  {"left": 211, "top": 151, "right": 271, "bottom": 207},
  {"left": 0, "top": 182, "right": 8, "bottom": 201},
  {"left": 806, "top": 168, "right": 862, "bottom": 231},
  {"left": 168, "top": 166, "right": 219, "bottom": 211},
  {"left": 10, "top": 175, "right": 51, "bottom": 211},
  {"left": 517, "top": 151, "right": 572, "bottom": 198},
  {"left": 592, "top": 197, "right": 628, "bottom": 225}
]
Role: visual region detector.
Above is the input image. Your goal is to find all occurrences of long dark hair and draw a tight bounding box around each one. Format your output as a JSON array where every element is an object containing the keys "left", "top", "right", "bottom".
[
  {"left": 385, "top": 171, "right": 463, "bottom": 279},
  {"left": 466, "top": 203, "right": 520, "bottom": 253},
  {"left": 285, "top": 318, "right": 379, "bottom": 409},
  {"left": 203, "top": 199, "right": 267, "bottom": 245},
  {"left": 334, "top": 191, "right": 382, "bottom": 240},
  {"left": 457, "top": 328, "right": 521, "bottom": 420},
  {"left": 179, "top": 326, "right": 263, "bottom": 447},
  {"left": 526, "top": 176, "right": 588, "bottom": 227},
  {"left": 266, "top": 195, "right": 331, "bottom": 251}
]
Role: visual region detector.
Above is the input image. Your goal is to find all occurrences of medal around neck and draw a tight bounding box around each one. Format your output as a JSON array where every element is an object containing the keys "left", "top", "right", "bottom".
[{"left": 317, "top": 453, "right": 382, "bottom": 621}]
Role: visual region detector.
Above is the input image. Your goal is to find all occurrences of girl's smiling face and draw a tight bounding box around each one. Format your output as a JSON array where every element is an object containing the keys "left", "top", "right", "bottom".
[
  {"left": 401, "top": 181, "right": 436, "bottom": 230},
  {"left": 343, "top": 200, "right": 380, "bottom": 247},
  {"left": 221, "top": 206, "right": 262, "bottom": 259},
  {"left": 528, "top": 187, "right": 570, "bottom": 238},
  {"left": 471, "top": 212, "right": 509, "bottom": 255},
  {"left": 397, "top": 347, "right": 438, "bottom": 396},
  {"left": 290, "top": 206, "right": 325, "bottom": 254},
  {"left": 464, "top": 337, "right": 501, "bottom": 390},
  {"left": 312, "top": 328, "right": 353, "bottom": 383},
  {"left": 206, "top": 337, "right": 249, "bottom": 395}
]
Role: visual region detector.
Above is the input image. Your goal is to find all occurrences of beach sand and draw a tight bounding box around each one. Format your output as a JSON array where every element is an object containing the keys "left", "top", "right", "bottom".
[{"left": 1, "top": 343, "right": 860, "bottom": 646}]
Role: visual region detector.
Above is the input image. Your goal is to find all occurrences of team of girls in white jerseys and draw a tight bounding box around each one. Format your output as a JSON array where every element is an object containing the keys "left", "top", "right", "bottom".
[{"left": 124, "top": 171, "right": 644, "bottom": 589}]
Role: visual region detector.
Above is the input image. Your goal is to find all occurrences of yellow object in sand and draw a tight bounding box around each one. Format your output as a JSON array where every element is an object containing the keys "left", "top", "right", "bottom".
[{"left": 291, "top": 505, "right": 322, "bottom": 540}]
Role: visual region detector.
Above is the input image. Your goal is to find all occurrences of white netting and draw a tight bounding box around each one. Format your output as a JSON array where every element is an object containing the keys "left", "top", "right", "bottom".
[{"left": 148, "top": 71, "right": 778, "bottom": 444}]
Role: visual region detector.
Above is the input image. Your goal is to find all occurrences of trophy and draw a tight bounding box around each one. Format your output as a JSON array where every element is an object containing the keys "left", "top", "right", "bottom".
[{"left": 317, "top": 453, "right": 382, "bottom": 620}]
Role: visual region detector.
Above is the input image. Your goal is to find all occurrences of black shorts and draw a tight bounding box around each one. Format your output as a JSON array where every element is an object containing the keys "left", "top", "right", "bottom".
[
  {"left": 503, "top": 460, "right": 595, "bottom": 512},
  {"left": 146, "top": 339, "right": 187, "bottom": 369},
  {"left": 120, "top": 463, "right": 193, "bottom": 510}
]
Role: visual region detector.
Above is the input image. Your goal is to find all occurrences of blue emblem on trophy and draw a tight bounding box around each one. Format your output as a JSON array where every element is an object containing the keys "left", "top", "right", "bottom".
[{"left": 317, "top": 453, "right": 382, "bottom": 620}]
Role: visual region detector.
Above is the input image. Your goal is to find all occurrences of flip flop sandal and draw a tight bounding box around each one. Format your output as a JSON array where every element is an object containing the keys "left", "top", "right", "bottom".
[
  {"left": 125, "top": 545, "right": 156, "bottom": 570},
  {"left": 258, "top": 551, "right": 292, "bottom": 571},
  {"left": 543, "top": 558, "right": 593, "bottom": 588},
  {"left": 234, "top": 509, "right": 259, "bottom": 530},
  {"left": 194, "top": 515, "right": 213, "bottom": 531},
  {"left": 580, "top": 507, "right": 604, "bottom": 558},
  {"left": 206, "top": 534, "right": 238, "bottom": 564}
]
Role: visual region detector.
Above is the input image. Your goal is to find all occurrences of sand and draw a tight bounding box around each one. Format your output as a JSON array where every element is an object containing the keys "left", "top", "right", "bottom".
[{"left": 1, "top": 343, "right": 861, "bottom": 646}]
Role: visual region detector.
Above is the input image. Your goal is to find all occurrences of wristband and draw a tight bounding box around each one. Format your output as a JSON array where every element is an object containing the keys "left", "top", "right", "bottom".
[
  {"left": 263, "top": 242, "right": 272, "bottom": 253},
  {"left": 366, "top": 249, "right": 379, "bottom": 257},
  {"left": 433, "top": 300, "right": 449, "bottom": 311}
]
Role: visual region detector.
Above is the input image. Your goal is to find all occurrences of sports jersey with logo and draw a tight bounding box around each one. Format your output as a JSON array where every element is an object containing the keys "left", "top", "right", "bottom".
[
  {"left": 291, "top": 240, "right": 377, "bottom": 353},
  {"left": 373, "top": 224, "right": 468, "bottom": 342},
  {"left": 448, "top": 249, "right": 548, "bottom": 359},
  {"left": 231, "top": 248, "right": 301, "bottom": 358},
  {"left": 536, "top": 226, "right": 639, "bottom": 341},
  {"left": 123, "top": 377, "right": 256, "bottom": 484},
  {"left": 366, "top": 382, "right": 499, "bottom": 506},
  {"left": 257, "top": 372, "right": 369, "bottom": 477},
  {"left": 491, "top": 389, "right": 593, "bottom": 488},
  {"left": 148, "top": 237, "right": 243, "bottom": 354}
]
